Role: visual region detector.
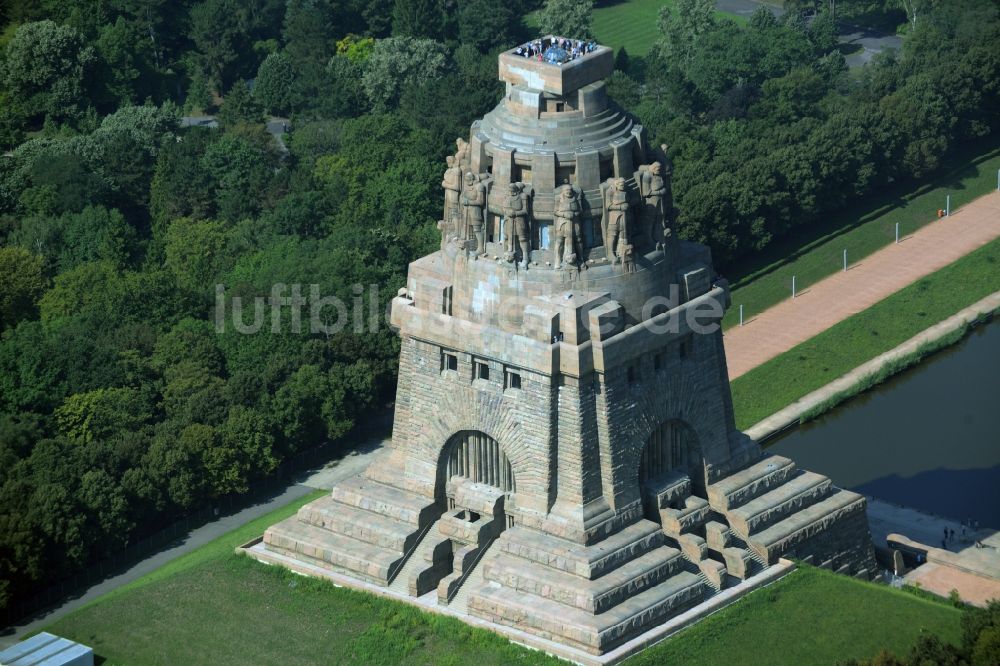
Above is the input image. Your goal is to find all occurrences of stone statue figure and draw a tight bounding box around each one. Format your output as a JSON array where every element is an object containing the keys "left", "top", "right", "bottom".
[
  {"left": 502, "top": 182, "right": 531, "bottom": 268},
  {"left": 639, "top": 161, "right": 669, "bottom": 250},
  {"left": 441, "top": 155, "right": 463, "bottom": 241},
  {"left": 601, "top": 177, "right": 632, "bottom": 265},
  {"left": 460, "top": 171, "right": 486, "bottom": 255},
  {"left": 553, "top": 185, "right": 583, "bottom": 269},
  {"left": 454, "top": 137, "right": 470, "bottom": 172}
]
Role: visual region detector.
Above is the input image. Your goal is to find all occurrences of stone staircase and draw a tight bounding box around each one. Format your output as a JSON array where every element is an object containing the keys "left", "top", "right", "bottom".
[
  {"left": 444, "top": 540, "right": 496, "bottom": 614},
  {"left": 387, "top": 518, "right": 442, "bottom": 595},
  {"left": 463, "top": 521, "right": 708, "bottom": 655},
  {"left": 263, "top": 476, "right": 440, "bottom": 586},
  {"left": 639, "top": 468, "right": 781, "bottom": 590},
  {"left": 707, "top": 456, "right": 871, "bottom": 570}
]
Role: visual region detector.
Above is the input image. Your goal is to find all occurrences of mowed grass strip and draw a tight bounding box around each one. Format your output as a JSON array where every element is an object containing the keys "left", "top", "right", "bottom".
[
  {"left": 729, "top": 235, "right": 1000, "bottom": 430},
  {"left": 723, "top": 146, "right": 1000, "bottom": 330},
  {"left": 628, "top": 566, "right": 962, "bottom": 666}
]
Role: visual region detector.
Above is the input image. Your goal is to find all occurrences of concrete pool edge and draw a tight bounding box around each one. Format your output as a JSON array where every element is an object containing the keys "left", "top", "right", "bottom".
[{"left": 744, "top": 290, "right": 1000, "bottom": 444}]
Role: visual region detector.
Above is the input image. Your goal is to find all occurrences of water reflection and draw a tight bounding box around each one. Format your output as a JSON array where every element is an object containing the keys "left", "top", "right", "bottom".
[{"left": 766, "top": 318, "right": 1000, "bottom": 528}]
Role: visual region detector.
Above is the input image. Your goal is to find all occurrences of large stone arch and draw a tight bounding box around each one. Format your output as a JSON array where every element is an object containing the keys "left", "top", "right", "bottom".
[
  {"left": 436, "top": 429, "right": 518, "bottom": 506},
  {"left": 602, "top": 366, "right": 722, "bottom": 509},
  {"left": 408, "top": 382, "right": 552, "bottom": 508},
  {"left": 637, "top": 419, "right": 703, "bottom": 488}
]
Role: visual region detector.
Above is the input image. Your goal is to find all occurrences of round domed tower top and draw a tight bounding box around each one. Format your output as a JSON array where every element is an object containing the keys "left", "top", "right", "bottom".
[
  {"left": 466, "top": 37, "right": 651, "bottom": 228},
  {"left": 434, "top": 38, "right": 680, "bottom": 308}
]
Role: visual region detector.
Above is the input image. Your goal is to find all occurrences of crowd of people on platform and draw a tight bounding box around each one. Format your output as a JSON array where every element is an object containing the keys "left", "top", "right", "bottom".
[{"left": 512, "top": 36, "right": 599, "bottom": 64}]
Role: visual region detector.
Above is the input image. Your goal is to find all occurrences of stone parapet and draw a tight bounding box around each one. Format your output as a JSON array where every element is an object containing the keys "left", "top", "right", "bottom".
[
  {"left": 497, "top": 521, "right": 664, "bottom": 579},
  {"left": 659, "top": 496, "right": 710, "bottom": 537},
  {"left": 748, "top": 489, "right": 868, "bottom": 563},
  {"left": 498, "top": 44, "right": 613, "bottom": 96}
]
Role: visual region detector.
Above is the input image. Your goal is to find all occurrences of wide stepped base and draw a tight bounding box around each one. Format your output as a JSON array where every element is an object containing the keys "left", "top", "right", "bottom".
[
  {"left": 708, "top": 456, "right": 877, "bottom": 575},
  {"left": 464, "top": 521, "right": 707, "bottom": 654},
  {"left": 263, "top": 476, "right": 438, "bottom": 586}
]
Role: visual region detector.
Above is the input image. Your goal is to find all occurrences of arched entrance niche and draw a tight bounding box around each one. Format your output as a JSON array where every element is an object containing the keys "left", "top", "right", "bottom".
[
  {"left": 638, "top": 419, "right": 704, "bottom": 493},
  {"left": 436, "top": 430, "right": 517, "bottom": 508}
]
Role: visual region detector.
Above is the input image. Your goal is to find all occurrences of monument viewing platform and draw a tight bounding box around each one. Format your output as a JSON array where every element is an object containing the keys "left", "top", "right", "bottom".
[{"left": 499, "top": 37, "right": 613, "bottom": 96}]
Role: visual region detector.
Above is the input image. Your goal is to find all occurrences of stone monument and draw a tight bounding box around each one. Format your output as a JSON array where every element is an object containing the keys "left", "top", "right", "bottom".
[{"left": 254, "top": 37, "right": 877, "bottom": 659}]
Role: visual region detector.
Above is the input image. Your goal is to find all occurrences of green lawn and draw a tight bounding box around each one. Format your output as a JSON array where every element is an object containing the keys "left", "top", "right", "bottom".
[
  {"left": 524, "top": 1, "right": 746, "bottom": 58},
  {"left": 631, "top": 566, "right": 963, "bottom": 666},
  {"left": 44, "top": 489, "right": 558, "bottom": 666},
  {"left": 730, "top": 235, "right": 1000, "bottom": 430},
  {"left": 44, "top": 493, "right": 964, "bottom": 665},
  {"left": 49, "top": 555, "right": 554, "bottom": 666},
  {"left": 723, "top": 145, "right": 1000, "bottom": 330}
]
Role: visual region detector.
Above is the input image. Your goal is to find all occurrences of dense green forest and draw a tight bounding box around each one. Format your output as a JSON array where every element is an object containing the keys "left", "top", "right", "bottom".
[{"left": 0, "top": 0, "right": 998, "bottom": 618}]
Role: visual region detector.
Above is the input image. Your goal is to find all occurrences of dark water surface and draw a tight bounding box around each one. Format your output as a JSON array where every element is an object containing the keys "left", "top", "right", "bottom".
[{"left": 766, "top": 319, "right": 1000, "bottom": 529}]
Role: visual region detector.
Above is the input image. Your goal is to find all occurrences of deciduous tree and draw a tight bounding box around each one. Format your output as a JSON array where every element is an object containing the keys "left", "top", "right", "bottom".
[
  {"left": 537, "top": 0, "right": 594, "bottom": 39},
  {"left": 0, "top": 247, "right": 47, "bottom": 330},
  {"left": 0, "top": 20, "right": 98, "bottom": 122},
  {"left": 254, "top": 52, "right": 295, "bottom": 116},
  {"left": 361, "top": 37, "right": 449, "bottom": 111}
]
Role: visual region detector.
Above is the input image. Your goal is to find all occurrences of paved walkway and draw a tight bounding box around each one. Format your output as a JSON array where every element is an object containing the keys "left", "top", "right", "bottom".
[
  {"left": 906, "top": 563, "right": 1000, "bottom": 607},
  {"left": 724, "top": 191, "right": 1000, "bottom": 380},
  {"left": 180, "top": 115, "right": 290, "bottom": 154},
  {"left": 891, "top": 528, "right": 1000, "bottom": 607},
  {"left": 867, "top": 498, "right": 990, "bottom": 555}
]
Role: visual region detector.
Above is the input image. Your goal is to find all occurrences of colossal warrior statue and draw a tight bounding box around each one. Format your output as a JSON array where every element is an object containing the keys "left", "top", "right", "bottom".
[
  {"left": 502, "top": 182, "right": 531, "bottom": 267},
  {"left": 454, "top": 137, "right": 470, "bottom": 172},
  {"left": 602, "top": 177, "right": 631, "bottom": 265},
  {"left": 552, "top": 184, "right": 582, "bottom": 269},
  {"left": 460, "top": 172, "right": 486, "bottom": 254},
  {"left": 640, "top": 161, "right": 669, "bottom": 250},
  {"left": 257, "top": 39, "right": 878, "bottom": 661},
  {"left": 441, "top": 155, "right": 463, "bottom": 240}
]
